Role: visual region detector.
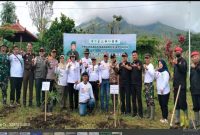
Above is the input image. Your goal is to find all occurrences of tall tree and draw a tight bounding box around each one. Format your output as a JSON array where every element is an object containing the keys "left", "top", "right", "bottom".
[
  {"left": 43, "top": 13, "right": 75, "bottom": 56},
  {"left": 0, "top": 1, "right": 17, "bottom": 25},
  {"left": 26, "top": 1, "right": 53, "bottom": 38}
]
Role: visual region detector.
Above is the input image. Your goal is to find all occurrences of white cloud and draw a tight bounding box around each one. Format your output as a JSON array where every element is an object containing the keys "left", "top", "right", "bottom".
[{"left": 0, "top": 1, "right": 200, "bottom": 33}]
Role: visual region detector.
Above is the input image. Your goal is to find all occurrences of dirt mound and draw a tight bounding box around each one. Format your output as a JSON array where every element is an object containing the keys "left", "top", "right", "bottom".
[
  {"left": 21, "top": 112, "right": 82, "bottom": 129},
  {"left": 0, "top": 106, "right": 17, "bottom": 117},
  {"left": 96, "top": 116, "right": 143, "bottom": 129}
]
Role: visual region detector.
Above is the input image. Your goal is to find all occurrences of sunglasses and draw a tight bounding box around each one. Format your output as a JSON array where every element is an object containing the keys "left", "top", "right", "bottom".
[{"left": 145, "top": 57, "right": 150, "bottom": 59}]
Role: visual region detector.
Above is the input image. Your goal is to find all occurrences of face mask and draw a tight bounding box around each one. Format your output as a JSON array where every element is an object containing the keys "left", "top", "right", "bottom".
[{"left": 176, "top": 54, "right": 181, "bottom": 58}]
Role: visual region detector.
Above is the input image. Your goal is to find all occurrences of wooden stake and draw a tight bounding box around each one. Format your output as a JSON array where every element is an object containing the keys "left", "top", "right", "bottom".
[
  {"left": 114, "top": 94, "right": 116, "bottom": 128},
  {"left": 170, "top": 85, "right": 181, "bottom": 127},
  {"left": 45, "top": 91, "right": 47, "bottom": 121}
]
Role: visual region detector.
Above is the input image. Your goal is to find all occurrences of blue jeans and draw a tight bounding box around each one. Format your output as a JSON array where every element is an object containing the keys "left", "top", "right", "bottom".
[
  {"left": 79, "top": 98, "right": 95, "bottom": 116},
  {"left": 100, "top": 79, "right": 110, "bottom": 112}
]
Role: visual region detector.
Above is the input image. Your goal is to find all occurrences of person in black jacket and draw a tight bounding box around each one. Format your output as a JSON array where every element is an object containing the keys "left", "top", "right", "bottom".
[
  {"left": 118, "top": 52, "right": 132, "bottom": 115},
  {"left": 130, "top": 50, "right": 143, "bottom": 118},
  {"left": 172, "top": 46, "right": 188, "bottom": 127},
  {"left": 190, "top": 51, "right": 200, "bottom": 127}
]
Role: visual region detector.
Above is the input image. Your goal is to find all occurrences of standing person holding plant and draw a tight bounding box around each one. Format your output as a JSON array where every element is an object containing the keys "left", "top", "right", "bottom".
[
  {"left": 66, "top": 52, "right": 80, "bottom": 111},
  {"left": 55, "top": 55, "right": 68, "bottom": 111},
  {"left": 143, "top": 53, "right": 155, "bottom": 120},
  {"left": 155, "top": 59, "right": 170, "bottom": 124}
]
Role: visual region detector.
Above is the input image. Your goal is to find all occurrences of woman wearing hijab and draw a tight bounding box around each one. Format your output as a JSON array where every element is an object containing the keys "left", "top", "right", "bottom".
[{"left": 155, "top": 59, "right": 170, "bottom": 124}]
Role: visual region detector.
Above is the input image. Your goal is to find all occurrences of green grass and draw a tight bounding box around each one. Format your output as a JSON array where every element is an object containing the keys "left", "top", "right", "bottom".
[{"left": 0, "top": 80, "right": 194, "bottom": 129}]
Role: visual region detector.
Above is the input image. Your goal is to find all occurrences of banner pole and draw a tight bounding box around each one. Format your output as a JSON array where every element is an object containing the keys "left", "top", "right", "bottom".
[{"left": 45, "top": 91, "right": 47, "bottom": 121}]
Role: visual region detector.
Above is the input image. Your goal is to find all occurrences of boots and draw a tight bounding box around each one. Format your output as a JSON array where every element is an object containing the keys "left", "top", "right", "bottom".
[
  {"left": 146, "top": 106, "right": 150, "bottom": 119},
  {"left": 194, "top": 111, "right": 200, "bottom": 127},
  {"left": 150, "top": 106, "right": 155, "bottom": 120},
  {"left": 175, "top": 109, "right": 180, "bottom": 125}
]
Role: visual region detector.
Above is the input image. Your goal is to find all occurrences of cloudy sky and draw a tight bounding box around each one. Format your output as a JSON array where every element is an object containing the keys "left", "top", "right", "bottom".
[{"left": 0, "top": 1, "right": 200, "bottom": 33}]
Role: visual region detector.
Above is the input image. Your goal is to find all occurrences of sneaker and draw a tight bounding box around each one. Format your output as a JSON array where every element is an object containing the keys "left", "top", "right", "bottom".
[
  {"left": 163, "top": 119, "right": 168, "bottom": 124},
  {"left": 10, "top": 103, "right": 15, "bottom": 108},
  {"left": 160, "top": 119, "right": 165, "bottom": 123}
]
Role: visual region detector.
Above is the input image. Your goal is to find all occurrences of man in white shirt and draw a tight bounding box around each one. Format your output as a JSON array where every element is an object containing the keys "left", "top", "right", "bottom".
[
  {"left": 74, "top": 72, "right": 95, "bottom": 116},
  {"left": 80, "top": 48, "right": 92, "bottom": 74},
  {"left": 66, "top": 52, "right": 81, "bottom": 111},
  {"left": 143, "top": 53, "right": 155, "bottom": 120},
  {"left": 99, "top": 53, "right": 110, "bottom": 112},
  {"left": 9, "top": 45, "right": 24, "bottom": 107},
  {"left": 87, "top": 57, "right": 101, "bottom": 108}
]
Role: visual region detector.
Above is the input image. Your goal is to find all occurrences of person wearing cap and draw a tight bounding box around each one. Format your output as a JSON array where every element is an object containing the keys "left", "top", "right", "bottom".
[
  {"left": 172, "top": 46, "right": 188, "bottom": 127},
  {"left": 109, "top": 53, "right": 119, "bottom": 110},
  {"left": 80, "top": 48, "right": 92, "bottom": 74},
  {"left": 143, "top": 53, "right": 155, "bottom": 120},
  {"left": 8, "top": 45, "right": 24, "bottom": 107},
  {"left": 131, "top": 50, "right": 143, "bottom": 118},
  {"left": 99, "top": 52, "right": 110, "bottom": 112},
  {"left": 55, "top": 55, "right": 68, "bottom": 110},
  {"left": 33, "top": 47, "right": 47, "bottom": 107},
  {"left": 190, "top": 51, "right": 200, "bottom": 127},
  {"left": 66, "top": 41, "right": 80, "bottom": 61},
  {"left": 66, "top": 52, "right": 81, "bottom": 111},
  {"left": 87, "top": 56, "right": 101, "bottom": 108},
  {"left": 22, "top": 42, "right": 35, "bottom": 107},
  {"left": 117, "top": 52, "right": 132, "bottom": 115},
  {"left": 74, "top": 72, "right": 95, "bottom": 116},
  {"left": 46, "top": 48, "right": 59, "bottom": 107},
  {"left": 0, "top": 44, "right": 10, "bottom": 105}
]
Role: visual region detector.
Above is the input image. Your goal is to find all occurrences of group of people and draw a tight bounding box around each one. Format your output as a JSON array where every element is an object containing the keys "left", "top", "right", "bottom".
[{"left": 0, "top": 41, "right": 200, "bottom": 128}]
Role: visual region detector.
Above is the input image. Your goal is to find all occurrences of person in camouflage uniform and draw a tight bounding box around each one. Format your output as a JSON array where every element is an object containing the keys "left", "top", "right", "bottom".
[
  {"left": 109, "top": 53, "right": 119, "bottom": 109},
  {"left": 0, "top": 44, "right": 10, "bottom": 105}
]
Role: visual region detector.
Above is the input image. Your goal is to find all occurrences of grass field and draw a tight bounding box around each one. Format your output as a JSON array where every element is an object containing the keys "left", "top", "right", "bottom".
[{"left": 0, "top": 80, "right": 195, "bottom": 129}]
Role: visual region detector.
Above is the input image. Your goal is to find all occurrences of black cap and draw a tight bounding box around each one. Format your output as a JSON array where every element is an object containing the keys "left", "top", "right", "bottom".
[
  {"left": 51, "top": 49, "right": 57, "bottom": 53},
  {"left": 84, "top": 48, "right": 90, "bottom": 54},
  {"left": 69, "top": 52, "right": 76, "bottom": 57},
  {"left": 91, "top": 57, "right": 96, "bottom": 60},
  {"left": 122, "top": 52, "right": 128, "bottom": 57},
  {"left": 110, "top": 53, "right": 116, "bottom": 59},
  {"left": 82, "top": 72, "right": 89, "bottom": 77},
  {"left": 39, "top": 47, "right": 45, "bottom": 52},
  {"left": 144, "top": 53, "right": 151, "bottom": 58}
]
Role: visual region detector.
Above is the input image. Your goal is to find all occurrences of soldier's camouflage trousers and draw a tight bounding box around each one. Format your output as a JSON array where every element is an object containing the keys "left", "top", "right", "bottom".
[
  {"left": 0, "top": 80, "right": 8, "bottom": 104},
  {"left": 144, "top": 82, "right": 155, "bottom": 107}
]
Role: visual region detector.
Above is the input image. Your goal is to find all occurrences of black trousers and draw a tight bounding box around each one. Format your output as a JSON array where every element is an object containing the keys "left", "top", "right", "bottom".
[
  {"left": 90, "top": 81, "right": 99, "bottom": 102},
  {"left": 120, "top": 84, "right": 131, "bottom": 114},
  {"left": 35, "top": 78, "right": 45, "bottom": 107},
  {"left": 158, "top": 93, "right": 170, "bottom": 119},
  {"left": 174, "top": 88, "right": 187, "bottom": 110},
  {"left": 68, "top": 83, "right": 79, "bottom": 110},
  {"left": 191, "top": 94, "right": 200, "bottom": 112},
  {"left": 10, "top": 77, "right": 23, "bottom": 103},
  {"left": 131, "top": 84, "right": 143, "bottom": 117}
]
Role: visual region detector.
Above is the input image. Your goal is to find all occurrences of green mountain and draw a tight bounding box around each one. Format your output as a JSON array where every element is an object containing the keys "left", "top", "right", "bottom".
[{"left": 76, "top": 17, "right": 187, "bottom": 39}]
